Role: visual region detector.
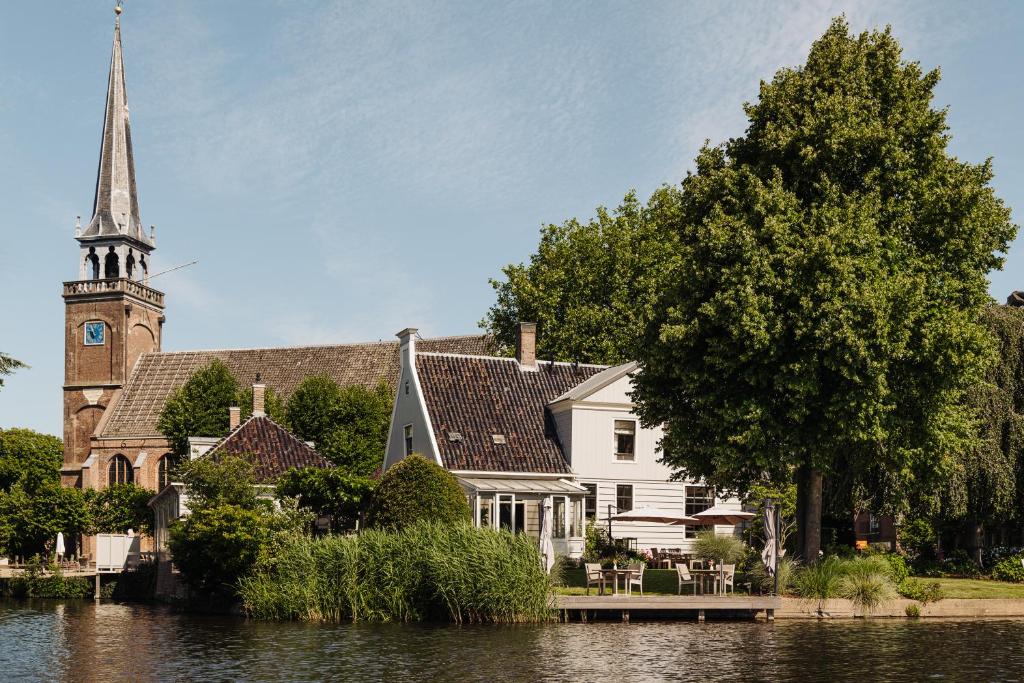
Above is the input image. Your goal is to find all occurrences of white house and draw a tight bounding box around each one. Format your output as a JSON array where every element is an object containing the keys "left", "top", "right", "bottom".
[{"left": 383, "top": 323, "right": 743, "bottom": 558}]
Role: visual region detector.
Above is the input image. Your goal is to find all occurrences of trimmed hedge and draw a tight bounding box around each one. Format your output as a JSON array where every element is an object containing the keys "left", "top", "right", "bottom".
[{"left": 366, "top": 455, "right": 471, "bottom": 530}]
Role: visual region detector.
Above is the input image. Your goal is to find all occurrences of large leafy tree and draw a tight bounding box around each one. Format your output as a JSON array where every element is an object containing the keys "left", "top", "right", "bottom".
[
  {"left": 87, "top": 483, "right": 156, "bottom": 535},
  {"left": 0, "top": 482, "right": 91, "bottom": 558},
  {"left": 0, "top": 429, "right": 63, "bottom": 493},
  {"left": 632, "top": 19, "right": 1016, "bottom": 561},
  {"left": 286, "top": 376, "right": 392, "bottom": 477},
  {"left": 938, "top": 305, "right": 1024, "bottom": 561},
  {"left": 157, "top": 360, "right": 284, "bottom": 455},
  {"left": 275, "top": 466, "right": 373, "bottom": 531},
  {"left": 0, "top": 352, "right": 26, "bottom": 389},
  {"left": 482, "top": 188, "right": 682, "bottom": 364}
]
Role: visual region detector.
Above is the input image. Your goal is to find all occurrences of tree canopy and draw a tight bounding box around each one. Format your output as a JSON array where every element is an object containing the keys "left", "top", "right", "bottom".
[
  {"left": 286, "top": 376, "right": 391, "bottom": 477},
  {"left": 482, "top": 189, "right": 682, "bottom": 365},
  {"left": 0, "top": 428, "right": 63, "bottom": 493},
  {"left": 157, "top": 360, "right": 284, "bottom": 455},
  {"left": 365, "top": 455, "right": 471, "bottom": 530},
  {"left": 275, "top": 466, "right": 373, "bottom": 531},
  {"left": 630, "top": 19, "right": 1016, "bottom": 561},
  {"left": 0, "top": 352, "right": 26, "bottom": 389}
]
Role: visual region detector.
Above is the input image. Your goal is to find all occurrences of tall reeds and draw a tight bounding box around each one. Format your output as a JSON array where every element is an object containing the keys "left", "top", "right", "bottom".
[{"left": 238, "top": 522, "right": 554, "bottom": 624}]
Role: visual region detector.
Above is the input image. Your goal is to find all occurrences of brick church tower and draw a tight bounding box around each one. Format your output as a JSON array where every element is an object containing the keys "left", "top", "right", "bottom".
[{"left": 62, "top": 7, "right": 165, "bottom": 488}]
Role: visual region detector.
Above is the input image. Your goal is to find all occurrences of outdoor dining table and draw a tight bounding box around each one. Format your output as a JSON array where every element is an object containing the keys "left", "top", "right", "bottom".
[
  {"left": 601, "top": 568, "right": 635, "bottom": 595},
  {"left": 688, "top": 568, "right": 722, "bottom": 595}
]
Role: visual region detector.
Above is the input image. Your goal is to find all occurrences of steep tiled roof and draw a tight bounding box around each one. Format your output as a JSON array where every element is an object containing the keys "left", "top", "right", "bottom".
[
  {"left": 101, "top": 335, "right": 492, "bottom": 438},
  {"left": 206, "top": 416, "right": 331, "bottom": 484},
  {"left": 415, "top": 353, "right": 606, "bottom": 474}
]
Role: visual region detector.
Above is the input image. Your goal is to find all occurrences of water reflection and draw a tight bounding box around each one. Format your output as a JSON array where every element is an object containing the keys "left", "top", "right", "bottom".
[{"left": 1, "top": 601, "right": 1022, "bottom": 682}]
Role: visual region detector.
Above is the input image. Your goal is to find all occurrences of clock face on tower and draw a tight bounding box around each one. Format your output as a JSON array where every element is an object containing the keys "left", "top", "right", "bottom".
[{"left": 84, "top": 321, "right": 105, "bottom": 346}]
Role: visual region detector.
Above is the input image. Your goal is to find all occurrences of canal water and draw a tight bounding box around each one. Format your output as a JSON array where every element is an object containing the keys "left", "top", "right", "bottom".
[{"left": 1, "top": 600, "right": 1022, "bottom": 681}]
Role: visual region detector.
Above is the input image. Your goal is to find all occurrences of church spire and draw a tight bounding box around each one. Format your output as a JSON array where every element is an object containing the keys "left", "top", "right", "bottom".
[{"left": 80, "top": 4, "right": 151, "bottom": 248}]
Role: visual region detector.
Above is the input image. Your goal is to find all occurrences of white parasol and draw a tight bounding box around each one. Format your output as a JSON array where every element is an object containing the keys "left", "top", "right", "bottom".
[
  {"left": 539, "top": 497, "right": 555, "bottom": 574},
  {"left": 762, "top": 504, "right": 777, "bottom": 577},
  {"left": 56, "top": 532, "right": 66, "bottom": 559},
  {"left": 610, "top": 506, "right": 699, "bottom": 525},
  {"left": 691, "top": 505, "right": 755, "bottom": 527}
]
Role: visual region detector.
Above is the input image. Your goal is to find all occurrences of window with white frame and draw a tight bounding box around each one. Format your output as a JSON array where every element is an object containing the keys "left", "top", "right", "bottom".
[
  {"left": 553, "top": 497, "right": 566, "bottom": 539},
  {"left": 614, "top": 420, "right": 636, "bottom": 461},
  {"left": 403, "top": 424, "right": 413, "bottom": 456},
  {"left": 582, "top": 483, "right": 597, "bottom": 522},
  {"left": 684, "top": 485, "right": 714, "bottom": 538},
  {"left": 616, "top": 484, "right": 633, "bottom": 513}
]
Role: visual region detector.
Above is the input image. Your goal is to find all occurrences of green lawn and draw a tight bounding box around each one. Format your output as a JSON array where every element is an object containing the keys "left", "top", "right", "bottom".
[{"left": 922, "top": 577, "right": 1024, "bottom": 599}]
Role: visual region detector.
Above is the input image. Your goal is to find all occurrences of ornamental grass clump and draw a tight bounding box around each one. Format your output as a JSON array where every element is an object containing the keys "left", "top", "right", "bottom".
[
  {"left": 692, "top": 531, "right": 747, "bottom": 565},
  {"left": 795, "top": 556, "right": 846, "bottom": 615},
  {"left": 239, "top": 521, "right": 554, "bottom": 624},
  {"left": 839, "top": 555, "right": 897, "bottom": 616}
]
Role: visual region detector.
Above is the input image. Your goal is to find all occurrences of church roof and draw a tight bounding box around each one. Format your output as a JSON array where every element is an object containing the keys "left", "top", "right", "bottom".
[
  {"left": 205, "top": 415, "right": 331, "bottom": 484},
  {"left": 79, "top": 12, "right": 152, "bottom": 248},
  {"left": 100, "top": 335, "right": 493, "bottom": 439}
]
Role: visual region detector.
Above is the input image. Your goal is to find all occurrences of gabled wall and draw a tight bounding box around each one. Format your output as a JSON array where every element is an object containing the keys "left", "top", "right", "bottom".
[{"left": 383, "top": 330, "right": 440, "bottom": 470}]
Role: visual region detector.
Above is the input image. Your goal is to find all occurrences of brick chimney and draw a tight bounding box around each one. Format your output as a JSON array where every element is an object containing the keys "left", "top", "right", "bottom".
[
  {"left": 228, "top": 406, "right": 241, "bottom": 430},
  {"left": 515, "top": 322, "right": 537, "bottom": 370},
  {"left": 252, "top": 382, "right": 266, "bottom": 417}
]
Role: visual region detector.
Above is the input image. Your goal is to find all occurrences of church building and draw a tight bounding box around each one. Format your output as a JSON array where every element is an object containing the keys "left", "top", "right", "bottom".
[{"left": 60, "top": 10, "right": 488, "bottom": 530}]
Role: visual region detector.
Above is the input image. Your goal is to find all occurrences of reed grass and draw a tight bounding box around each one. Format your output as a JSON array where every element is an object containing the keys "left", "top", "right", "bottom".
[{"left": 238, "top": 521, "right": 554, "bottom": 624}]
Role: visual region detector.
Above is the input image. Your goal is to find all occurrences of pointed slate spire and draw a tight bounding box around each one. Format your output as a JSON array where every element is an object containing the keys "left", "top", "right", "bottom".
[{"left": 81, "top": 5, "right": 152, "bottom": 247}]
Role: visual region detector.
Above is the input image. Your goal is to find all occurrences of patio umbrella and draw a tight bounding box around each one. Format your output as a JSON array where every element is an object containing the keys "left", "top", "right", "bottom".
[
  {"left": 56, "top": 532, "right": 66, "bottom": 560},
  {"left": 761, "top": 504, "right": 777, "bottom": 577},
  {"left": 539, "top": 497, "right": 555, "bottom": 574},
  {"left": 691, "top": 505, "right": 755, "bottom": 527},
  {"left": 610, "top": 507, "right": 699, "bottom": 525}
]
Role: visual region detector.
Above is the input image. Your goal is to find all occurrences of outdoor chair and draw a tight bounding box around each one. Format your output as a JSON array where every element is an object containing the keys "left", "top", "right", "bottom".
[
  {"left": 585, "top": 563, "right": 606, "bottom": 596},
  {"left": 676, "top": 564, "right": 697, "bottom": 595},
  {"left": 690, "top": 559, "right": 705, "bottom": 570},
  {"left": 716, "top": 564, "right": 736, "bottom": 595},
  {"left": 628, "top": 564, "right": 644, "bottom": 595}
]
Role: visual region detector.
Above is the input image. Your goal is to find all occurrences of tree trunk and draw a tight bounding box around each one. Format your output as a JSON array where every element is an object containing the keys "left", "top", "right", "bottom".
[
  {"left": 795, "top": 466, "right": 824, "bottom": 563},
  {"left": 804, "top": 469, "right": 823, "bottom": 562},
  {"left": 795, "top": 465, "right": 808, "bottom": 560}
]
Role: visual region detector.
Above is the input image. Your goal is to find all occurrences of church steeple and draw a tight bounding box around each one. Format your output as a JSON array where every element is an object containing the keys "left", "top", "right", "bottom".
[{"left": 76, "top": 4, "right": 154, "bottom": 281}]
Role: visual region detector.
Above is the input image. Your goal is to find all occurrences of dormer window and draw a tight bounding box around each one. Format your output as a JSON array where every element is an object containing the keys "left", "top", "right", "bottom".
[{"left": 614, "top": 420, "right": 635, "bottom": 461}]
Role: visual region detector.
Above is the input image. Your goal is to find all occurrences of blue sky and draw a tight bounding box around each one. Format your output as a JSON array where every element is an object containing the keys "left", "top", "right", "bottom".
[{"left": 1, "top": 1, "right": 1021, "bottom": 436}]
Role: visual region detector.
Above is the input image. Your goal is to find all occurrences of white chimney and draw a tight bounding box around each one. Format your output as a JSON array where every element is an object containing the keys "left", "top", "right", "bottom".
[{"left": 229, "top": 406, "right": 241, "bottom": 430}]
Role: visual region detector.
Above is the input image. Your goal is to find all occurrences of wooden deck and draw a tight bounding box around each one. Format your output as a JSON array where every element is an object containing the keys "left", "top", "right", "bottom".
[{"left": 555, "top": 594, "right": 781, "bottom": 622}]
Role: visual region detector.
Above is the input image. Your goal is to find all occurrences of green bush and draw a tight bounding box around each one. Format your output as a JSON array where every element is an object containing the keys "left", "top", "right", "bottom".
[
  {"left": 239, "top": 522, "right": 553, "bottom": 624},
  {"left": 275, "top": 467, "right": 373, "bottom": 531},
  {"left": 366, "top": 455, "right": 471, "bottom": 530},
  {"left": 905, "top": 603, "right": 921, "bottom": 617},
  {"left": 1, "top": 559, "right": 93, "bottom": 599},
  {"left": 692, "top": 531, "right": 747, "bottom": 564},
  {"left": 992, "top": 555, "right": 1024, "bottom": 583},
  {"left": 877, "top": 552, "right": 909, "bottom": 584},
  {"left": 898, "top": 578, "right": 943, "bottom": 603},
  {"left": 168, "top": 504, "right": 269, "bottom": 596},
  {"left": 796, "top": 556, "right": 847, "bottom": 603}
]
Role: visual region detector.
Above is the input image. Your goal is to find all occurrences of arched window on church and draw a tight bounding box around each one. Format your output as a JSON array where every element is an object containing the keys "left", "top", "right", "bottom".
[
  {"left": 157, "top": 454, "right": 180, "bottom": 490},
  {"left": 86, "top": 247, "right": 100, "bottom": 279},
  {"left": 125, "top": 249, "right": 136, "bottom": 280},
  {"left": 108, "top": 454, "right": 134, "bottom": 486},
  {"left": 104, "top": 247, "right": 120, "bottom": 279}
]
